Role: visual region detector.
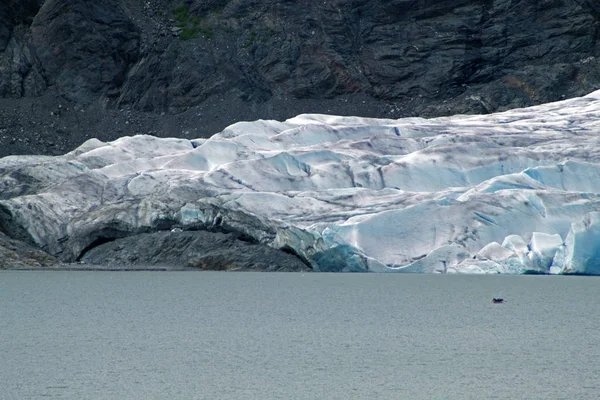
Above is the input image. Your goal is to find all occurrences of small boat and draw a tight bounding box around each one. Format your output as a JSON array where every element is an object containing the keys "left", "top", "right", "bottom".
[{"left": 492, "top": 298, "right": 504, "bottom": 304}]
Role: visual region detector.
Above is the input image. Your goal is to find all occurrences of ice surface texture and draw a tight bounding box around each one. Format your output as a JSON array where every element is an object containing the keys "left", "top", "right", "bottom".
[{"left": 2, "top": 91, "right": 600, "bottom": 273}]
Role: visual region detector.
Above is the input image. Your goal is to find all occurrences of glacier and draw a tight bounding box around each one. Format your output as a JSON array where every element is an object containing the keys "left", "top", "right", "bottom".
[{"left": 2, "top": 91, "right": 600, "bottom": 273}]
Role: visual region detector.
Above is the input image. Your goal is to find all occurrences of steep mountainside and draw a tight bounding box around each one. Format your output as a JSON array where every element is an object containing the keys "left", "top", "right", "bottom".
[{"left": 1, "top": 0, "right": 600, "bottom": 156}]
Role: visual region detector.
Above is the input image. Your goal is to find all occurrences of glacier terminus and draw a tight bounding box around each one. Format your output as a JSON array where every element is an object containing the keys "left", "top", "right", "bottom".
[{"left": 2, "top": 91, "right": 600, "bottom": 274}]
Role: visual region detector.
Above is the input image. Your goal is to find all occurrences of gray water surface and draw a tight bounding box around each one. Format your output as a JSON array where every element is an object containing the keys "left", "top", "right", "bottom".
[{"left": 1, "top": 271, "right": 599, "bottom": 400}]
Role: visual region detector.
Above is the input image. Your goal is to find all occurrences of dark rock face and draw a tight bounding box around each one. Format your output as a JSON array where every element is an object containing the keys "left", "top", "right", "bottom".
[
  {"left": 0, "top": 0, "right": 46, "bottom": 97},
  {"left": 0, "top": 231, "right": 56, "bottom": 269},
  {"left": 0, "top": 0, "right": 42, "bottom": 51},
  {"left": 81, "top": 230, "right": 311, "bottom": 272},
  {"left": 30, "top": 0, "right": 140, "bottom": 104},
  {"left": 1, "top": 0, "right": 600, "bottom": 156}
]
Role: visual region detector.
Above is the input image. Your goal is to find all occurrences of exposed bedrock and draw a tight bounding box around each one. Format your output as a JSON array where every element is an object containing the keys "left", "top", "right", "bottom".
[
  {"left": 0, "top": 230, "right": 56, "bottom": 269},
  {"left": 80, "top": 230, "right": 311, "bottom": 272},
  {"left": 1, "top": 0, "right": 600, "bottom": 156}
]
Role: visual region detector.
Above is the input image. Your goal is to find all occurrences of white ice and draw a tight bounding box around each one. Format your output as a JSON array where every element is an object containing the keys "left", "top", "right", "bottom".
[{"left": 3, "top": 90, "right": 600, "bottom": 273}]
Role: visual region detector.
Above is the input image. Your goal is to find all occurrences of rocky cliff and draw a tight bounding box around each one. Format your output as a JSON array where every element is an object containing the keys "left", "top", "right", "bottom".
[{"left": 1, "top": 0, "right": 600, "bottom": 157}]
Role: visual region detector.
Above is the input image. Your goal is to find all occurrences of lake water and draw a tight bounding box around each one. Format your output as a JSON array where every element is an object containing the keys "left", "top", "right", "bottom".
[{"left": 1, "top": 271, "right": 599, "bottom": 400}]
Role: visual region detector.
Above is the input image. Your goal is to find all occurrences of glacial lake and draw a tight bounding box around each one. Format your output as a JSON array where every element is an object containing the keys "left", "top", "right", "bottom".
[{"left": 1, "top": 271, "right": 599, "bottom": 400}]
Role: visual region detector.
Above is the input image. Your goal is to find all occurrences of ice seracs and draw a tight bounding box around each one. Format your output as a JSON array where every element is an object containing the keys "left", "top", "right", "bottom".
[
  {"left": 2, "top": 91, "right": 600, "bottom": 273},
  {"left": 557, "top": 212, "right": 600, "bottom": 275}
]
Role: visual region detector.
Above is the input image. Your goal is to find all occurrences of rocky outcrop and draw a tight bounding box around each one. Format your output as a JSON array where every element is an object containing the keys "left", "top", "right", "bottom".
[
  {"left": 1, "top": 0, "right": 600, "bottom": 157},
  {"left": 0, "top": 231, "right": 56, "bottom": 269},
  {"left": 30, "top": 0, "right": 140, "bottom": 103},
  {"left": 0, "top": 0, "right": 46, "bottom": 97},
  {"left": 81, "top": 230, "right": 311, "bottom": 271}
]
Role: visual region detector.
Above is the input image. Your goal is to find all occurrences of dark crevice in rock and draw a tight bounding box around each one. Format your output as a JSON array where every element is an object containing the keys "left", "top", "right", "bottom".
[
  {"left": 76, "top": 236, "right": 118, "bottom": 261},
  {"left": 152, "top": 218, "right": 177, "bottom": 231},
  {"left": 279, "top": 244, "right": 314, "bottom": 270},
  {"left": 75, "top": 228, "right": 132, "bottom": 261},
  {"left": 226, "top": 230, "right": 259, "bottom": 244}
]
